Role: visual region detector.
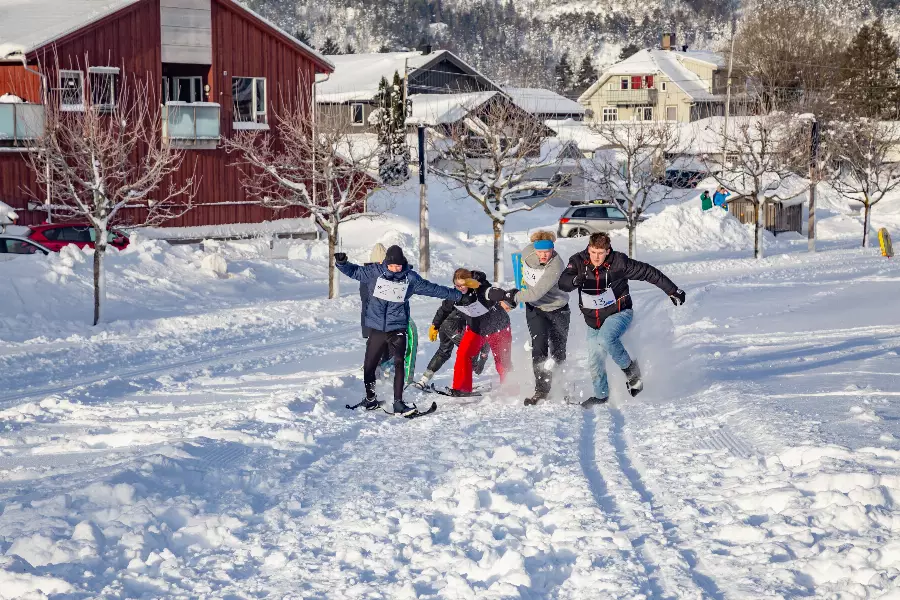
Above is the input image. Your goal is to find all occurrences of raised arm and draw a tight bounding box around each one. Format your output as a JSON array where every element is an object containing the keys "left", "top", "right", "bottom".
[
  {"left": 621, "top": 256, "right": 678, "bottom": 295},
  {"left": 558, "top": 255, "right": 585, "bottom": 293},
  {"left": 515, "top": 255, "right": 564, "bottom": 304},
  {"left": 336, "top": 258, "right": 383, "bottom": 283},
  {"left": 411, "top": 274, "right": 463, "bottom": 301}
]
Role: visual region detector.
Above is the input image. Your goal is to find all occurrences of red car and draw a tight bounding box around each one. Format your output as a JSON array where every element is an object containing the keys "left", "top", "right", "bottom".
[{"left": 26, "top": 223, "right": 130, "bottom": 252}]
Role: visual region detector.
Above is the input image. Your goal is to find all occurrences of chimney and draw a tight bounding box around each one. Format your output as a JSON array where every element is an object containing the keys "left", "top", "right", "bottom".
[
  {"left": 661, "top": 32, "right": 676, "bottom": 51},
  {"left": 418, "top": 44, "right": 432, "bottom": 55}
]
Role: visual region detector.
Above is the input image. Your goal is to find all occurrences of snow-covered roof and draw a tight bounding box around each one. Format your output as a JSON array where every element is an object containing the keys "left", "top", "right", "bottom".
[
  {"left": 0, "top": 0, "right": 140, "bottom": 58},
  {"left": 316, "top": 50, "right": 497, "bottom": 103},
  {"left": 579, "top": 49, "right": 724, "bottom": 104},
  {"left": 0, "top": 0, "right": 333, "bottom": 70},
  {"left": 545, "top": 119, "right": 614, "bottom": 152},
  {"left": 407, "top": 92, "right": 498, "bottom": 126},
  {"left": 502, "top": 87, "right": 584, "bottom": 117}
]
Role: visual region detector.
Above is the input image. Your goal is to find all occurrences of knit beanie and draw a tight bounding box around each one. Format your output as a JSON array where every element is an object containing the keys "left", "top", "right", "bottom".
[
  {"left": 384, "top": 245, "right": 407, "bottom": 267},
  {"left": 369, "top": 243, "right": 387, "bottom": 263}
]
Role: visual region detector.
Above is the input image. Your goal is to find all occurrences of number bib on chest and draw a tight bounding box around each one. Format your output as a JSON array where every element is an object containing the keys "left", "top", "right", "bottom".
[
  {"left": 582, "top": 287, "right": 617, "bottom": 310},
  {"left": 522, "top": 264, "right": 543, "bottom": 287},
  {"left": 373, "top": 277, "right": 409, "bottom": 303},
  {"left": 455, "top": 301, "right": 490, "bottom": 318}
]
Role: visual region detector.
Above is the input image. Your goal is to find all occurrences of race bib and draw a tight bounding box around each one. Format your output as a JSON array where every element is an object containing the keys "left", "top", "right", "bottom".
[
  {"left": 582, "top": 288, "right": 617, "bottom": 310},
  {"left": 522, "top": 264, "right": 543, "bottom": 287},
  {"left": 373, "top": 277, "right": 409, "bottom": 302},
  {"left": 455, "top": 301, "right": 490, "bottom": 318}
]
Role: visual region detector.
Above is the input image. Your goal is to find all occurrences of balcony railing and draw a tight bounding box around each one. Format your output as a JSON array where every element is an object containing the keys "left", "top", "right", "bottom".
[
  {"left": 162, "top": 102, "right": 220, "bottom": 141},
  {"left": 0, "top": 103, "right": 45, "bottom": 142},
  {"left": 607, "top": 89, "right": 658, "bottom": 105}
]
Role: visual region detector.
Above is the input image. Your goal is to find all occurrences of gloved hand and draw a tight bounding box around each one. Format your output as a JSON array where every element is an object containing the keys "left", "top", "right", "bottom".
[
  {"left": 504, "top": 288, "right": 519, "bottom": 305},
  {"left": 428, "top": 324, "right": 439, "bottom": 342},
  {"left": 462, "top": 278, "right": 481, "bottom": 289},
  {"left": 486, "top": 287, "right": 507, "bottom": 302},
  {"left": 334, "top": 252, "right": 348, "bottom": 264},
  {"left": 670, "top": 289, "right": 686, "bottom": 306}
]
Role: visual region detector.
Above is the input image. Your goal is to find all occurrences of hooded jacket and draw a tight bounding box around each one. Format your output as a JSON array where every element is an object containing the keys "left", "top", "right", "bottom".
[
  {"left": 559, "top": 249, "right": 678, "bottom": 330},
  {"left": 513, "top": 243, "right": 569, "bottom": 312},
  {"left": 359, "top": 244, "right": 388, "bottom": 337},
  {"left": 339, "top": 259, "right": 462, "bottom": 333},
  {"left": 432, "top": 270, "right": 509, "bottom": 336}
]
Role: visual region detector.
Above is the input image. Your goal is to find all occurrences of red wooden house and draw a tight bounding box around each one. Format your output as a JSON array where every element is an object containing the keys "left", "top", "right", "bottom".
[{"left": 0, "top": 0, "right": 334, "bottom": 228}]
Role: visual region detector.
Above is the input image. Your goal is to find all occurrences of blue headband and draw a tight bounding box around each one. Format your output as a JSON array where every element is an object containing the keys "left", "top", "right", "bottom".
[{"left": 534, "top": 240, "right": 554, "bottom": 250}]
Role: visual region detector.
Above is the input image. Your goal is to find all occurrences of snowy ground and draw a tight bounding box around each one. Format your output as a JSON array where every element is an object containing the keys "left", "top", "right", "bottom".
[{"left": 1, "top": 182, "right": 899, "bottom": 599}]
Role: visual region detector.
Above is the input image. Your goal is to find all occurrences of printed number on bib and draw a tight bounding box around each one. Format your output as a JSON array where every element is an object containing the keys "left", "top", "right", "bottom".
[
  {"left": 582, "top": 288, "right": 617, "bottom": 310},
  {"left": 373, "top": 277, "right": 409, "bottom": 302},
  {"left": 456, "top": 301, "right": 489, "bottom": 318},
  {"left": 522, "top": 264, "right": 543, "bottom": 287}
]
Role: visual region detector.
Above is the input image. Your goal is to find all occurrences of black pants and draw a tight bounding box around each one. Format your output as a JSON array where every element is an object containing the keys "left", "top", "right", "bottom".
[
  {"left": 364, "top": 329, "right": 407, "bottom": 401},
  {"left": 426, "top": 324, "right": 489, "bottom": 375},
  {"left": 525, "top": 304, "right": 571, "bottom": 394}
]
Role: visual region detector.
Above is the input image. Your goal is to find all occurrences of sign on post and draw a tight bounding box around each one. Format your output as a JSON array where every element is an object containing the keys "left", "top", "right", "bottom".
[
  {"left": 879, "top": 228, "right": 894, "bottom": 258},
  {"left": 511, "top": 252, "right": 525, "bottom": 309}
]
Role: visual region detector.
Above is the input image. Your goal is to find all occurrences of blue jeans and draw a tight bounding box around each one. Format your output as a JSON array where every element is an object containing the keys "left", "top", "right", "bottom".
[{"left": 586, "top": 309, "right": 634, "bottom": 399}]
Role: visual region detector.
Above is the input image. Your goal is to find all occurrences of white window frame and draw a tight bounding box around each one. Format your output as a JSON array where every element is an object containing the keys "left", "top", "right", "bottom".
[
  {"left": 350, "top": 102, "right": 365, "bottom": 125},
  {"left": 666, "top": 105, "right": 677, "bottom": 121},
  {"left": 620, "top": 77, "right": 629, "bottom": 90},
  {"left": 636, "top": 107, "right": 653, "bottom": 121},
  {"left": 602, "top": 107, "right": 618, "bottom": 122},
  {"left": 88, "top": 66, "right": 119, "bottom": 111},
  {"left": 171, "top": 76, "right": 203, "bottom": 103},
  {"left": 232, "top": 76, "right": 267, "bottom": 127},
  {"left": 59, "top": 70, "right": 84, "bottom": 112},
  {"left": 661, "top": 81, "right": 668, "bottom": 92}
]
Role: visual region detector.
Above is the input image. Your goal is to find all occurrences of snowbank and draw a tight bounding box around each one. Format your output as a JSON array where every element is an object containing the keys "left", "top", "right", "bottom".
[
  {"left": 141, "top": 217, "right": 316, "bottom": 241},
  {"left": 0, "top": 200, "right": 17, "bottom": 226},
  {"left": 612, "top": 201, "right": 768, "bottom": 252}
]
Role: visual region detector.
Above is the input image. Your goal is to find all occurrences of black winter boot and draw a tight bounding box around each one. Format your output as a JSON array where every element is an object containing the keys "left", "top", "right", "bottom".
[
  {"left": 524, "top": 391, "right": 548, "bottom": 406},
  {"left": 623, "top": 360, "right": 643, "bottom": 397},
  {"left": 580, "top": 396, "right": 609, "bottom": 408},
  {"left": 393, "top": 399, "right": 417, "bottom": 416}
]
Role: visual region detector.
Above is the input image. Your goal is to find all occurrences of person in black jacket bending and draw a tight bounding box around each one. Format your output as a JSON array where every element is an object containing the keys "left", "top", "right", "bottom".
[
  {"left": 559, "top": 232, "right": 686, "bottom": 407},
  {"left": 447, "top": 268, "right": 513, "bottom": 396},
  {"left": 416, "top": 292, "right": 490, "bottom": 389}
]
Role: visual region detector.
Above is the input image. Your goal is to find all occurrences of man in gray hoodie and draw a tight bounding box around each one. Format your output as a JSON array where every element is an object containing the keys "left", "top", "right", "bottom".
[{"left": 489, "top": 231, "right": 570, "bottom": 405}]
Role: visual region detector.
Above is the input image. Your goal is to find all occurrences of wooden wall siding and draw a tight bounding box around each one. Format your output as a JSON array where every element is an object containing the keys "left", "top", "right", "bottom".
[
  {"left": 0, "top": 66, "right": 42, "bottom": 102},
  {"left": 409, "top": 57, "right": 495, "bottom": 95},
  {"left": 161, "top": 0, "right": 212, "bottom": 64},
  {"left": 0, "top": 0, "right": 330, "bottom": 229},
  {"left": 728, "top": 199, "right": 802, "bottom": 234}
]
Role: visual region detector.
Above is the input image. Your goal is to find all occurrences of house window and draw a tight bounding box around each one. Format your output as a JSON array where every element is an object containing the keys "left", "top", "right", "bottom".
[
  {"left": 620, "top": 78, "right": 629, "bottom": 90},
  {"left": 661, "top": 81, "right": 668, "bottom": 92},
  {"left": 88, "top": 67, "right": 119, "bottom": 110},
  {"left": 59, "top": 70, "right": 84, "bottom": 111},
  {"left": 637, "top": 107, "right": 653, "bottom": 121},
  {"left": 168, "top": 76, "right": 203, "bottom": 103},
  {"left": 350, "top": 103, "right": 364, "bottom": 125},
  {"left": 602, "top": 107, "right": 618, "bottom": 122},
  {"left": 232, "top": 77, "right": 266, "bottom": 124},
  {"left": 666, "top": 105, "right": 677, "bottom": 121}
]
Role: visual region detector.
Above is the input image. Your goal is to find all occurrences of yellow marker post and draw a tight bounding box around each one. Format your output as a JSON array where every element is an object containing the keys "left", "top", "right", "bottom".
[{"left": 879, "top": 228, "right": 894, "bottom": 258}]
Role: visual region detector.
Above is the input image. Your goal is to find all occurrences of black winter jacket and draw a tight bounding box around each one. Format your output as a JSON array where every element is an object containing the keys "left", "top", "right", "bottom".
[
  {"left": 559, "top": 249, "right": 678, "bottom": 330},
  {"left": 434, "top": 270, "right": 510, "bottom": 336}
]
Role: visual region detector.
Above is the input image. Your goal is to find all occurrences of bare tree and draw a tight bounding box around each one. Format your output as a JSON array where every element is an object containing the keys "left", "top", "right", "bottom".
[
  {"left": 705, "top": 111, "right": 809, "bottom": 259},
  {"left": 25, "top": 61, "right": 196, "bottom": 325},
  {"left": 583, "top": 120, "right": 684, "bottom": 257},
  {"left": 428, "top": 97, "right": 569, "bottom": 282},
  {"left": 225, "top": 102, "right": 378, "bottom": 298},
  {"left": 830, "top": 119, "right": 900, "bottom": 248}
]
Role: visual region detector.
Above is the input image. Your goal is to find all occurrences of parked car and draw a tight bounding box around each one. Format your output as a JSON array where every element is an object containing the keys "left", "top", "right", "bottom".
[
  {"left": 0, "top": 235, "right": 50, "bottom": 259},
  {"left": 25, "top": 223, "right": 130, "bottom": 252},
  {"left": 557, "top": 204, "right": 645, "bottom": 238}
]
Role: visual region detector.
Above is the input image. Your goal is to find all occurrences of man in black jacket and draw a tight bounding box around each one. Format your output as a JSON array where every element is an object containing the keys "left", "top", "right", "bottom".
[{"left": 559, "top": 232, "right": 686, "bottom": 407}]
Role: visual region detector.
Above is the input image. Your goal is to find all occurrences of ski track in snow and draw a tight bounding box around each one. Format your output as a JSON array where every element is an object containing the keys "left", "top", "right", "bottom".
[{"left": 1, "top": 233, "right": 900, "bottom": 597}]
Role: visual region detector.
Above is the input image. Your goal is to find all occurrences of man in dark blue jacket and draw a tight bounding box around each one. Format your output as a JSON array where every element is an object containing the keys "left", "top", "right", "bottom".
[{"left": 336, "top": 245, "right": 462, "bottom": 415}]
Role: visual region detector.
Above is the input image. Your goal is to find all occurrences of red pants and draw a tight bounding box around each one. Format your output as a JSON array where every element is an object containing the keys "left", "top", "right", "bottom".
[{"left": 452, "top": 326, "right": 513, "bottom": 392}]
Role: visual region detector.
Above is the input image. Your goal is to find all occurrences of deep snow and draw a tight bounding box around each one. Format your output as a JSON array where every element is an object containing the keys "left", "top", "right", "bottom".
[{"left": 0, "top": 178, "right": 899, "bottom": 599}]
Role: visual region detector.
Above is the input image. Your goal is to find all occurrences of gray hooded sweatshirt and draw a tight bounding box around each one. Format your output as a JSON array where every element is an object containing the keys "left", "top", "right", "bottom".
[{"left": 514, "top": 243, "right": 569, "bottom": 312}]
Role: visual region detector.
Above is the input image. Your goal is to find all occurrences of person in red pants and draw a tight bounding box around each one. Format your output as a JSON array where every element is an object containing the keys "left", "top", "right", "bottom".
[{"left": 447, "top": 268, "right": 513, "bottom": 396}]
